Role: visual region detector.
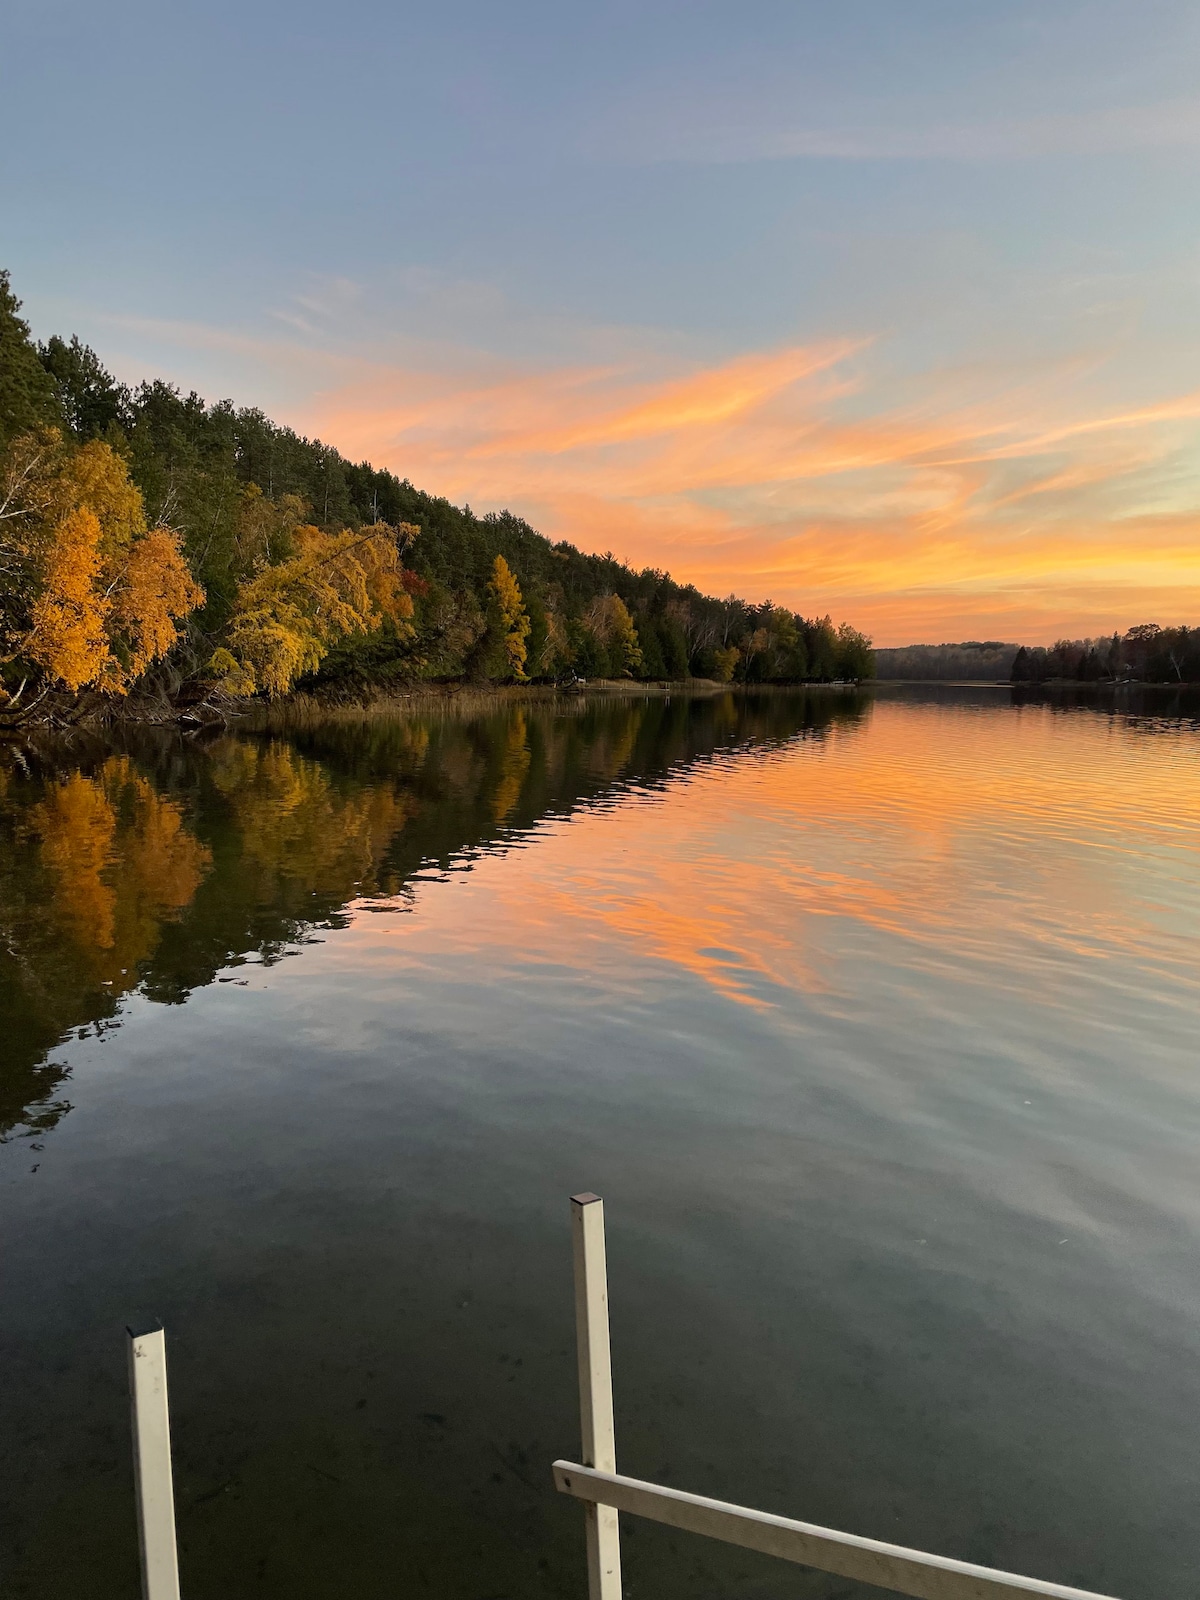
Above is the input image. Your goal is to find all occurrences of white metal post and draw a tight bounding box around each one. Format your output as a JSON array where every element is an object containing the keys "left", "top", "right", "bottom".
[
  {"left": 570, "top": 1193, "right": 622, "bottom": 1600},
  {"left": 127, "top": 1326, "right": 182, "bottom": 1600}
]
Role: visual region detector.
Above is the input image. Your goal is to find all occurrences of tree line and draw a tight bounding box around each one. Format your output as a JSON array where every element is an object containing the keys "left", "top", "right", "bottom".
[
  {"left": 874, "top": 641, "right": 1019, "bottom": 680},
  {"left": 875, "top": 631, "right": 1200, "bottom": 684},
  {"left": 0, "top": 269, "right": 875, "bottom": 717},
  {"left": 1011, "top": 626, "right": 1200, "bottom": 684}
]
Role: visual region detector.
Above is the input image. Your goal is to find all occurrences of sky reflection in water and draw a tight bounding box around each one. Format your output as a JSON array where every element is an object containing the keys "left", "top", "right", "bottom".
[{"left": 1, "top": 687, "right": 1198, "bottom": 1600}]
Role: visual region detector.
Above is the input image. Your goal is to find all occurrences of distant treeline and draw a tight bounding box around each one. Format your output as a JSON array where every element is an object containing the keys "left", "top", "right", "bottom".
[
  {"left": 876, "top": 629, "right": 1200, "bottom": 685},
  {"left": 0, "top": 269, "right": 874, "bottom": 718},
  {"left": 1012, "top": 627, "right": 1200, "bottom": 684},
  {"left": 874, "top": 642, "right": 1018, "bottom": 680}
]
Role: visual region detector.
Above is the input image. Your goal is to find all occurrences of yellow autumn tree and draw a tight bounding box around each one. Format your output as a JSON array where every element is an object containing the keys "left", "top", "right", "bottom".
[
  {"left": 607, "top": 594, "right": 643, "bottom": 677},
  {"left": 233, "top": 485, "right": 306, "bottom": 572},
  {"left": 487, "top": 554, "right": 530, "bottom": 681},
  {"left": 712, "top": 644, "right": 740, "bottom": 683},
  {"left": 25, "top": 506, "right": 110, "bottom": 691},
  {"left": 1, "top": 431, "right": 203, "bottom": 694},
  {"left": 537, "top": 602, "right": 571, "bottom": 677},
  {"left": 211, "top": 522, "right": 418, "bottom": 696},
  {"left": 584, "top": 592, "right": 643, "bottom": 677}
]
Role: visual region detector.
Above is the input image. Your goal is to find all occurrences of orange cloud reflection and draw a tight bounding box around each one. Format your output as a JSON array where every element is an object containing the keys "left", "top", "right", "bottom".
[{"left": 344, "top": 701, "right": 1199, "bottom": 1011}]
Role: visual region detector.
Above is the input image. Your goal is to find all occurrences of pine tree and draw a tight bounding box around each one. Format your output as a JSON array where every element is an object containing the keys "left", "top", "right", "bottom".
[
  {"left": 0, "top": 271, "right": 60, "bottom": 448},
  {"left": 38, "top": 335, "right": 129, "bottom": 441}
]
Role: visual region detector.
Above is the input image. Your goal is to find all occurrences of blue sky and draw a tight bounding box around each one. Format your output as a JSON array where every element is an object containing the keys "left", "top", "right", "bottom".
[{"left": 5, "top": 0, "right": 1200, "bottom": 640}]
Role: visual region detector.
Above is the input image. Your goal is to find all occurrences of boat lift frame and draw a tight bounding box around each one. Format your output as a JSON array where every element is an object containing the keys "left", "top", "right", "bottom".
[
  {"left": 554, "top": 1192, "right": 1123, "bottom": 1600},
  {"left": 123, "top": 1192, "right": 1126, "bottom": 1600}
]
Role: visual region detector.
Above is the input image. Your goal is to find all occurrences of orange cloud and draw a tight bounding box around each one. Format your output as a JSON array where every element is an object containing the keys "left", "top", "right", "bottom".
[{"left": 290, "top": 333, "right": 1200, "bottom": 645}]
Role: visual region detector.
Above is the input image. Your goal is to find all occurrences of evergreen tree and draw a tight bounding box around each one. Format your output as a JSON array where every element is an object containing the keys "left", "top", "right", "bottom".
[
  {"left": 38, "top": 335, "right": 129, "bottom": 441},
  {"left": 0, "top": 271, "right": 60, "bottom": 447}
]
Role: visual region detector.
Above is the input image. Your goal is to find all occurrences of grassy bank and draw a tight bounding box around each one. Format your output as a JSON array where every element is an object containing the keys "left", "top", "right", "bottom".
[{"left": 240, "top": 677, "right": 734, "bottom": 732}]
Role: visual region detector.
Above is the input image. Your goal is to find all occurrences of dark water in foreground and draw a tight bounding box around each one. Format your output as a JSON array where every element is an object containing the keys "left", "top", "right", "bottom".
[{"left": 2, "top": 687, "right": 1199, "bottom": 1599}]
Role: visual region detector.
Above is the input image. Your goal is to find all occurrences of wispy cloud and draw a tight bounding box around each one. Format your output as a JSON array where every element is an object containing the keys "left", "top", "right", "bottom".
[
  {"left": 90, "top": 300, "right": 1200, "bottom": 645},
  {"left": 589, "top": 93, "right": 1200, "bottom": 166},
  {"left": 300, "top": 328, "right": 1200, "bottom": 643}
]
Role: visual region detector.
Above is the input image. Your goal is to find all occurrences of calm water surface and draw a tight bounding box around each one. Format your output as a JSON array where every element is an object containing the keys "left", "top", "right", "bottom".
[{"left": 2, "top": 687, "right": 1198, "bottom": 1599}]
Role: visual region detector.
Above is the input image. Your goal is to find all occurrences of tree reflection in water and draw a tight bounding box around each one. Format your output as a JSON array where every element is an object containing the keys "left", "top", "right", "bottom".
[{"left": 0, "top": 690, "right": 870, "bottom": 1143}]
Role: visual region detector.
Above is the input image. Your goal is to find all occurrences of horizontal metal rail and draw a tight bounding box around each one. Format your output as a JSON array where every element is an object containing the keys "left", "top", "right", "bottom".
[{"left": 553, "top": 1462, "right": 1121, "bottom": 1600}]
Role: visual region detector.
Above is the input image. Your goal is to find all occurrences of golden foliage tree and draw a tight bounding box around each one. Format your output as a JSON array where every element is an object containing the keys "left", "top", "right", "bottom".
[
  {"left": 487, "top": 554, "right": 531, "bottom": 681},
  {"left": 584, "top": 592, "right": 643, "bottom": 677},
  {"left": 26, "top": 506, "right": 110, "bottom": 691},
  {"left": 1, "top": 432, "right": 203, "bottom": 695},
  {"left": 233, "top": 484, "right": 306, "bottom": 572},
  {"left": 606, "top": 594, "right": 643, "bottom": 677},
  {"left": 211, "top": 522, "right": 418, "bottom": 697},
  {"left": 712, "top": 644, "right": 740, "bottom": 683}
]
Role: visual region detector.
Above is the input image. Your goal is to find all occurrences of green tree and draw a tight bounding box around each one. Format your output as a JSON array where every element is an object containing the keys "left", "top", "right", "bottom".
[
  {"left": 638, "top": 620, "right": 666, "bottom": 679},
  {"left": 38, "top": 336, "right": 129, "bottom": 441},
  {"left": 834, "top": 623, "right": 874, "bottom": 680},
  {"left": 805, "top": 615, "right": 838, "bottom": 679},
  {"left": 568, "top": 616, "right": 603, "bottom": 678},
  {"left": 658, "top": 614, "right": 690, "bottom": 678},
  {"left": 0, "top": 271, "right": 60, "bottom": 448}
]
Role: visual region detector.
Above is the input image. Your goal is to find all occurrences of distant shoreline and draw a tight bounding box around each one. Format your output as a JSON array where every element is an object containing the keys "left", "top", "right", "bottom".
[
  {"left": 0, "top": 675, "right": 874, "bottom": 743},
  {"left": 870, "top": 677, "right": 1197, "bottom": 689},
  {"left": 8, "top": 673, "right": 1194, "bottom": 748}
]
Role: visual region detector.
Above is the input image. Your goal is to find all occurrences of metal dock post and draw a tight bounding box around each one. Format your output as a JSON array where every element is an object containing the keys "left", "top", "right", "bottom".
[
  {"left": 127, "top": 1325, "right": 182, "bottom": 1600},
  {"left": 571, "top": 1192, "right": 622, "bottom": 1600}
]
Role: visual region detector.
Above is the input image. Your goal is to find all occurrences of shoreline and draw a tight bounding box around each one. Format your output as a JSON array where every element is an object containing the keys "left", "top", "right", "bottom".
[
  {"left": 5, "top": 673, "right": 1195, "bottom": 746},
  {"left": 0, "top": 676, "right": 873, "bottom": 747},
  {"left": 239, "top": 676, "right": 874, "bottom": 731}
]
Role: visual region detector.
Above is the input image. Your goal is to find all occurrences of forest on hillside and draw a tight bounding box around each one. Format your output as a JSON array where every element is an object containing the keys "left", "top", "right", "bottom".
[{"left": 0, "top": 270, "right": 874, "bottom": 723}]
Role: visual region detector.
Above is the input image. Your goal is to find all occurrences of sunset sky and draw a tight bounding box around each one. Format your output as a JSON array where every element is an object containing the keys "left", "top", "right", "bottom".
[{"left": 5, "top": 0, "right": 1200, "bottom": 644}]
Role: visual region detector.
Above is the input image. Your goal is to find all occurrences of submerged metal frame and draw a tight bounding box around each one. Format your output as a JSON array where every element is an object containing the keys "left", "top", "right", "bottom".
[
  {"left": 118, "top": 1193, "right": 1127, "bottom": 1599},
  {"left": 556, "top": 1192, "right": 1123, "bottom": 1600}
]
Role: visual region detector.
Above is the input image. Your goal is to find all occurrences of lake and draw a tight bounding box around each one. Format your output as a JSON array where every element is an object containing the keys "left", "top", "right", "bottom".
[{"left": 2, "top": 686, "right": 1198, "bottom": 1600}]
